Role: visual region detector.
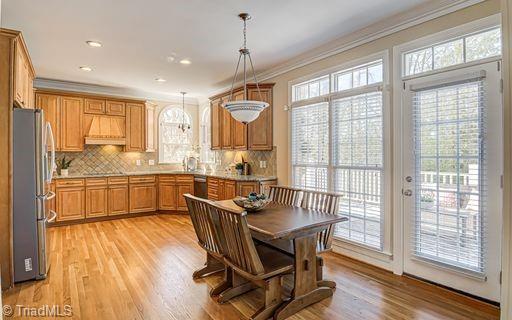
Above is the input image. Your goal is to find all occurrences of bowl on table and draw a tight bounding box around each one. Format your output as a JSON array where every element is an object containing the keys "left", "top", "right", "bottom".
[{"left": 233, "top": 193, "right": 270, "bottom": 212}]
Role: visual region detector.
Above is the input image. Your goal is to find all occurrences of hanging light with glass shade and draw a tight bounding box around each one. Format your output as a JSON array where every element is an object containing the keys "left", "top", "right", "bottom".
[
  {"left": 178, "top": 92, "right": 191, "bottom": 132},
  {"left": 223, "top": 13, "right": 269, "bottom": 124}
]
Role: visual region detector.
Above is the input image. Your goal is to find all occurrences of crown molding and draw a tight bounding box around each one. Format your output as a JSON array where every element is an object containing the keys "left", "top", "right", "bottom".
[
  {"left": 34, "top": 78, "right": 200, "bottom": 105},
  {"left": 210, "top": 0, "right": 484, "bottom": 97}
]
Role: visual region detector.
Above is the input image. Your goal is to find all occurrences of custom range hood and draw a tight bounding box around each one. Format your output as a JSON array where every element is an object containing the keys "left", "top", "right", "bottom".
[{"left": 84, "top": 115, "right": 126, "bottom": 145}]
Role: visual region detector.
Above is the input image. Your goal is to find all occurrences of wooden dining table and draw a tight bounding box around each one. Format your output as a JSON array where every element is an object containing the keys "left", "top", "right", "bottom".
[{"left": 215, "top": 200, "right": 348, "bottom": 320}]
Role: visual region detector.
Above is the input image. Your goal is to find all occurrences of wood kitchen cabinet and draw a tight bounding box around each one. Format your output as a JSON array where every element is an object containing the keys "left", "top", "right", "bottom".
[
  {"left": 60, "top": 96, "right": 84, "bottom": 151},
  {"left": 108, "top": 176, "right": 129, "bottom": 215},
  {"left": 221, "top": 101, "right": 233, "bottom": 150},
  {"left": 106, "top": 100, "right": 126, "bottom": 116},
  {"left": 211, "top": 98, "right": 222, "bottom": 150},
  {"left": 126, "top": 103, "right": 146, "bottom": 151},
  {"left": 85, "top": 178, "right": 108, "bottom": 218},
  {"left": 248, "top": 86, "right": 273, "bottom": 150},
  {"left": 36, "top": 93, "right": 61, "bottom": 151},
  {"left": 209, "top": 83, "right": 274, "bottom": 151},
  {"left": 56, "top": 179, "right": 86, "bottom": 222},
  {"left": 84, "top": 98, "right": 106, "bottom": 114},
  {"left": 159, "top": 175, "right": 194, "bottom": 212},
  {"left": 14, "top": 36, "right": 35, "bottom": 109},
  {"left": 129, "top": 176, "right": 156, "bottom": 213},
  {"left": 238, "top": 181, "right": 259, "bottom": 197},
  {"left": 224, "top": 180, "right": 237, "bottom": 200},
  {"left": 158, "top": 176, "right": 177, "bottom": 210},
  {"left": 108, "top": 185, "right": 129, "bottom": 215}
]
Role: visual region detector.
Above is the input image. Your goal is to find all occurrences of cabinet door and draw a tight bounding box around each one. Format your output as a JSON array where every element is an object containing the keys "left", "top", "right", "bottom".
[
  {"left": 211, "top": 99, "right": 222, "bottom": 150},
  {"left": 106, "top": 101, "right": 126, "bottom": 116},
  {"left": 84, "top": 98, "right": 106, "bottom": 114},
  {"left": 108, "top": 185, "right": 129, "bottom": 215},
  {"left": 126, "top": 103, "right": 146, "bottom": 151},
  {"left": 60, "top": 96, "right": 84, "bottom": 151},
  {"left": 248, "top": 87, "right": 273, "bottom": 150},
  {"left": 14, "top": 47, "right": 28, "bottom": 107},
  {"left": 56, "top": 187, "right": 85, "bottom": 221},
  {"left": 129, "top": 184, "right": 156, "bottom": 213},
  {"left": 158, "top": 183, "right": 177, "bottom": 210},
  {"left": 86, "top": 186, "right": 108, "bottom": 218},
  {"left": 218, "top": 179, "right": 226, "bottom": 200},
  {"left": 36, "top": 93, "right": 61, "bottom": 151},
  {"left": 207, "top": 178, "right": 219, "bottom": 200},
  {"left": 232, "top": 91, "right": 247, "bottom": 150},
  {"left": 237, "top": 182, "right": 259, "bottom": 197},
  {"left": 224, "top": 180, "right": 237, "bottom": 200},
  {"left": 176, "top": 183, "right": 193, "bottom": 211},
  {"left": 221, "top": 98, "right": 233, "bottom": 149}
]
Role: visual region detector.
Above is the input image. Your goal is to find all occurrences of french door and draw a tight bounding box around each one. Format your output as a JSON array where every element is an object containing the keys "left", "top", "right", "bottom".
[{"left": 402, "top": 61, "right": 502, "bottom": 301}]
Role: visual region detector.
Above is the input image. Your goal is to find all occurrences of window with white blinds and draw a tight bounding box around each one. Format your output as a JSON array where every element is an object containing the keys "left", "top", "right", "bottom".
[
  {"left": 412, "top": 78, "right": 485, "bottom": 273},
  {"left": 291, "top": 102, "right": 329, "bottom": 191},
  {"left": 333, "top": 92, "right": 384, "bottom": 248},
  {"left": 291, "top": 57, "right": 386, "bottom": 250}
]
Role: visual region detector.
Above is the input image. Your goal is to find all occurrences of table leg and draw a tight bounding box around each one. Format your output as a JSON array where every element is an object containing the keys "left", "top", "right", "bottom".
[
  {"left": 316, "top": 256, "right": 336, "bottom": 289},
  {"left": 274, "top": 234, "right": 333, "bottom": 320}
]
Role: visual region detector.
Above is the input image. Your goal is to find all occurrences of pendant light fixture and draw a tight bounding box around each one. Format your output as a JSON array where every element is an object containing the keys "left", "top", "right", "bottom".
[
  {"left": 223, "top": 13, "right": 269, "bottom": 124},
  {"left": 178, "top": 92, "right": 190, "bottom": 133}
]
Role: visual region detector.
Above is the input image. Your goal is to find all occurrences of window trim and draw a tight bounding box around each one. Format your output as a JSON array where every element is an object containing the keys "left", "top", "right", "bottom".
[
  {"left": 157, "top": 106, "right": 193, "bottom": 164},
  {"left": 199, "top": 106, "right": 215, "bottom": 164},
  {"left": 288, "top": 50, "right": 392, "bottom": 253}
]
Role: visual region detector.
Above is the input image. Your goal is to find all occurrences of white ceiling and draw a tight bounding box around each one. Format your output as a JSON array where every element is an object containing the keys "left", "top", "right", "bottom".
[{"left": 2, "top": 0, "right": 428, "bottom": 99}]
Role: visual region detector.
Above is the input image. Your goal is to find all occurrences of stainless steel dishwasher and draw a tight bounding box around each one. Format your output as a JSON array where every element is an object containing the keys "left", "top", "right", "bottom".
[{"left": 194, "top": 175, "right": 207, "bottom": 199}]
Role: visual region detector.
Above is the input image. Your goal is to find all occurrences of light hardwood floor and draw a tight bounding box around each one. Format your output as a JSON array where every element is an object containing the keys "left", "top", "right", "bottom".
[{"left": 3, "top": 215, "right": 499, "bottom": 319}]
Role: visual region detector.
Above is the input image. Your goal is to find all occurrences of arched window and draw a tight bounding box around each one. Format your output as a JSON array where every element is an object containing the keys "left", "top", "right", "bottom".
[
  {"left": 200, "top": 107, "right": 215, "bottom": 163},
  {"left": 158, "top": 107, "right": 192, "bottom": 163}
]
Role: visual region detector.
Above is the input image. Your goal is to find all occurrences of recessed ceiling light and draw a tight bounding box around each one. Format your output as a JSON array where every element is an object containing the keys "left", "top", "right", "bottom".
[
  {"left": 179, "top": 59, "right": 191, "bottom": 65},
  {"left": 86, "top": 41, "right": 102, "bottom": 47},
  {"left": 79, "top": 66, "right": 93, "bottom": 72},
  {"left": 155, "top": 78, "right": 166, "bottom": 82}
]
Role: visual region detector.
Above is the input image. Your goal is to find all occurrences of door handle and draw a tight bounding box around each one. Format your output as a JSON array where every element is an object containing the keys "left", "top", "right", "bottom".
[
  {"left": 47, "top": 210, "right": 57, "bottom": 223},
  {"left": 403, "top": 189, "right": 413, "bottom": 196}
]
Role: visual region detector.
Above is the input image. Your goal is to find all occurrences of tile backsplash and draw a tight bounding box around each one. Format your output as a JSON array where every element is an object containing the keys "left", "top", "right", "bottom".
[{"left": 56, "top": 145, "right": 276, "bottom": 176}]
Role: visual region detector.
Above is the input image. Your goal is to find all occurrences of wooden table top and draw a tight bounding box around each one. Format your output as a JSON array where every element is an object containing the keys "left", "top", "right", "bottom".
[{"left": 215, "top": 200, "right": 348, "bottom": 240}]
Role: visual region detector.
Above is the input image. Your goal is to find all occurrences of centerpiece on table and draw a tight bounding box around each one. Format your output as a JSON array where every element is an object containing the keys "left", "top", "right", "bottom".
[{"left": 233, "top": 192, "right": 270, "bottom": 212}]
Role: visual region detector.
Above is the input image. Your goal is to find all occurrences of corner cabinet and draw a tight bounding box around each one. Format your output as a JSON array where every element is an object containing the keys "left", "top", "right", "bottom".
[
  {"left": 13, "top": 34, "right": 35, "bottom": 109},
  {"left": 209, "top": 83, "right": 274, "bottom": 151},
  {"left": 126, "top": 103, "right": 146, "bottom": 152}
]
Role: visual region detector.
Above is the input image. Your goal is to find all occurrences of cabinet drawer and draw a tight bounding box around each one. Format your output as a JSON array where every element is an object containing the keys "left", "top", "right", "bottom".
[
  {"left": 106, "top": 100, "right": 126, "bottom": 116},
  {"left": 56, "top": 179, "right": 85, "bottom": 187},
  {"left": 129, "top": 175, "right": 156, "bottom": 184},
  {"left": 108, "top": 176, "right": 128, "bottom": 185},
  {"left": 158, "top": 175, "right": 176, "bottom": 183},
  {"left": 84, "top": 98, "right": 106, "bottom": 114},
  {"left": 175, "top": 175, "right": 194, "bottom": 184},
  {"left": 86, "top": 177, "right": 108, "bottom": 186}
]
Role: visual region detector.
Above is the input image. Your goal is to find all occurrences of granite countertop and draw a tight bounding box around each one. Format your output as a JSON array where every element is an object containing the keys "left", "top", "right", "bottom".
[{"left": 53, "top": 170, "right": 277, "bottom": 182}]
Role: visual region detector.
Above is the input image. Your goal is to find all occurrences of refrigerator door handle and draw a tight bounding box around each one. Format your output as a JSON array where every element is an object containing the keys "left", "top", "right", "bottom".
[
  {"left": 47, "top": 210, "right": 57, "bottom": 223},
  {"left": 46, "top": 122, "right": 56, "bottom": 183},
  {"left": 45, "top": 190, "right": 56, "bottom": 200}
]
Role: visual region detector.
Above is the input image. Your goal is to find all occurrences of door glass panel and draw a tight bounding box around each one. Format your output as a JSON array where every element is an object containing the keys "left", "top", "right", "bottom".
[{"left": 413, "top": 80, "right": 484, "bottom": 273}]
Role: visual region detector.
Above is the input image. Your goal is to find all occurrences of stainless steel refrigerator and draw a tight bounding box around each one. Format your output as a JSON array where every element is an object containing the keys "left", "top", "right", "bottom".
[{"left": 13, "top": 108, "right": 56, "bottom": 282}]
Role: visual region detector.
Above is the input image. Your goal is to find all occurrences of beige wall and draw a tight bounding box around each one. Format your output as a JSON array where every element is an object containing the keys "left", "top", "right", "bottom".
[{"left": 268, "top": 0, "right": 501, "bottom": 186}]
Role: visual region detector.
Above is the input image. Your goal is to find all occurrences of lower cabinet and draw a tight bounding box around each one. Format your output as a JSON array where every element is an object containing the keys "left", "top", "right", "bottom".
[
  {"left": 238, "top": 182, "right": 259, "bottom": 197},
  {"left": 159, "top": 175, "right": 194, "bottom": 211},
  {"left": 108, "top": 185, "right": 129, "bottom": 215},
  {"left": 86, "top": 186, "right": 108, "bottom": 218},
  {"left": 56, "top": 186, "right": 85, "bottom": 222},
  {"left": 224, "top": 180, "right": 237, "bottom": 200},
  {"left": 129, "top": 183, "right": 157, "bottom": 213}
]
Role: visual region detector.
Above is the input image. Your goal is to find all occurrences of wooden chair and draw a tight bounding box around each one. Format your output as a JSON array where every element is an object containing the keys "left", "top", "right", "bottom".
[
  {"left": 268, "top": 185, "right": 302, "bottom": 206},
  {"left": 209, "top": 202, "right": 294, "bottom": 320},
  {"left": 184, "top": 194, "right": 225, "bottom": 285},
  {"left": 300, "top": 190, "right": 342, "bottom": 288}
]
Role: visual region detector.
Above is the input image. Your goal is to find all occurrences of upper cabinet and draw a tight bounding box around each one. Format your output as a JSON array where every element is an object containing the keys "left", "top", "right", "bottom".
[
  {"left": 211, "top": 98, "right": 222, "bottom": 150},
  {"left": 11, "top": 31, "right": 35, "bottom": 109},
  {"left": 60, "top": 96, "right": 84, "bottom": 152},
  {"left": 125, "top": 103, "right": 146, "bottom": 152},
  {"left": 209, "top": 83, "right": 274, "bottom": 151},
  {"left": 36, "top": 93, "right": 61, "bottom": 151},
  {"left": 84, "top": 98, "right": 106, "bottom": 114}
]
